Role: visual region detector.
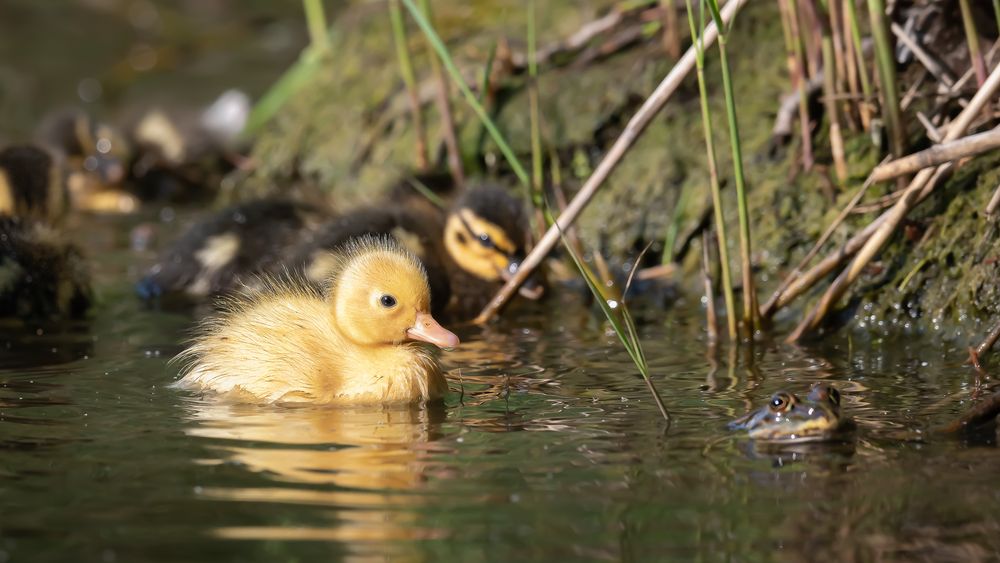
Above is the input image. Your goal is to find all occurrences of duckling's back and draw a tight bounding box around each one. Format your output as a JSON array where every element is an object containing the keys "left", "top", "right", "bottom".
[
  {"left": 138, "top": 199, "right": 325, "bottom": 303},
  {"left": 0, "top": 216, "right": 90, "bottom": 320}
]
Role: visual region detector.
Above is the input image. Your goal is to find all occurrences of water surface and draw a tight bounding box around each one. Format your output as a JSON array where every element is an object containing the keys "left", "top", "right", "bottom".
[{"left": 1, "top": 212, "right": 998, "bottom": 562}]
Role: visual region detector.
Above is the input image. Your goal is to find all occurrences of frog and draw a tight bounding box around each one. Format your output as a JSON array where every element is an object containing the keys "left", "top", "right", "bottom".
[{"left": 729, "top": 383, "right": 854, "bottom": 443}]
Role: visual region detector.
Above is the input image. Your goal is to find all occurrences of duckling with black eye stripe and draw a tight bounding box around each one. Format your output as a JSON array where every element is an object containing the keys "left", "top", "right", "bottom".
[
  {"left": 294, "top": 184, "right": 544, "bottom": 319},
  {"left": 441, "top": 186, "right": 544, "bottom": 315}
]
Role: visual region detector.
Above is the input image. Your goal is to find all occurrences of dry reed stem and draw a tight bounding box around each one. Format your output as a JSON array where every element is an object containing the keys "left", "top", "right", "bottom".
[
  {"left": 985, "top": 181, "right": 1000, "bottom": 216},
  {"left": 660, "top": 0, "right": 682, "bottom": 59},
  {"left": 770, "top": 164, "right": 952, "bottom": 315},
  {"left": 473, "top": 0, "right": 749, "bottom": 325},
  {"left": 778, "top": 0, "right": 815, "bottom": 170},
  {"left": 890, "top": 22, "right": 956, "bottom": 89},
  {"left": 870, "top": 126, "right": 1000, "bottom": 183},
  {"left": 419, "top": 0, "right": 465, "bottom": 189},
  {"left": 819, "top": 16, "right": 848, "bottom": 183},
  {"left": 958, "top": 0, "right": 987, "bottom": 87},
  {"left": 788, "top": 64, "right": 1000, "bottom": 341},
  {"left": 760, "top": 159, "right": 887, "bottom": 318}
]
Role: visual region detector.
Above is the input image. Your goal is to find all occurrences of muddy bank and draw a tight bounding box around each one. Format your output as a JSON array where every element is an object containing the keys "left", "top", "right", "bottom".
[{"left": 239, "top": 1, "right": 1000, "bottom": 342}]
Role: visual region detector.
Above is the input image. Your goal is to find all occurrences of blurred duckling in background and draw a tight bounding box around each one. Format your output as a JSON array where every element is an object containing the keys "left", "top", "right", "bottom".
[
  {"left": 0, "top": 216, "right": 90, "bottom": 320},
  {"left": 34, "top": 108, "right": 138, "bottom": 214},
  {"left": 0, "top": 145, "right": 67, "bottom": 222},
  {"left": 136, "top": 198, "right": 327, "bottom": 304},
  {"left": 124, "top": 90, "right": 250, "bottom": 202},
  {"left": 175, "top": 236, "right": 458, "bottom": 404}
]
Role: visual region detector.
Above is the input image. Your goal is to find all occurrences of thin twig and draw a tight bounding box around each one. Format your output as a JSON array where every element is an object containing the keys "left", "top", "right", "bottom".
[
  {"left": 986, "top": 182, "right": 1000, "bottom": 216},
  {"left": 769, "top": 165, "right": 951, "bottom": 315},
  {"left": 473, "top": 0, "right": 749, "bottom": 324},
  {"left": 890, "top": 22, "right": 956, "bottom": 89},
  {"left": 417, "top": 0, "right": 465, "bottom": 190},
  {"left": 788, "top": 64, "right": 1000, "bottom": 341},
  {"left": 760, "top": 161, "right": 886, "bottom": 318},
  {"left": 870, "top": 126, "right": 1000, "bottom": 183},
  {"left": 389, "top": 0, "right": 428, "bottom": 170}
]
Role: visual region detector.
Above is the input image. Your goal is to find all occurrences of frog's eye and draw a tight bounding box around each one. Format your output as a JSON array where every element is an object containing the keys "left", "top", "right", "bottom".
[{"left": 769, "top": 392, "right": 794, "bottom": 412}]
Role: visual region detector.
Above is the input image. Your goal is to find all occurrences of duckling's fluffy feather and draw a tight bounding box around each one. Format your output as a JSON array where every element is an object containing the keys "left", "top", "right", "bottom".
[{"left": 174, "top": 237, "right": 447, "bottom": 404}]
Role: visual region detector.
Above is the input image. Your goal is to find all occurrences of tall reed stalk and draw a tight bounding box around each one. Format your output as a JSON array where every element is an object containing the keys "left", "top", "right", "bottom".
[
  {"left": 388, "top": 0, "right": 429, "bottom": 170},
  {"left": 868, "top": 0, "right": 905, "bottom": 157},
  {"left": 528, "top": 0, "right": 544, "bottom": 212},
  {"left": 778, "top": 0, "right": 815, "bottom": 170},
  {"left": 302, "top": 0, "right": 329, "bottom": 52},
  {"left": 958, "top": 0, "right": 987, "bottom": 87},
  {"left": 685, "top": 0, "right": 738, "bottom": 341},
  {"left": 707, "top": 0, "right": 758, "bottom": 334},
  {"left": 817, "top": 0, "right": 848, "bottom": 183},
  {"left": 844, "top": 0, "right": 874, "bottom": 128},
  {"left": 417, "top": 0, "right": 465, "bottom": 188},
  {"left": 400, "top": 0, "right": 531, "bottom": 191}
]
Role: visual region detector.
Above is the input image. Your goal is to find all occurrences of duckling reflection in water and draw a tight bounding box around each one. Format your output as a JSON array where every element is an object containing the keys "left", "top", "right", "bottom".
[
  {"left": 184, "top": 400, "right": 450, "bottom": 546},
  {"left": 174, "top": 236, "right": 459, "bottom": 405}
]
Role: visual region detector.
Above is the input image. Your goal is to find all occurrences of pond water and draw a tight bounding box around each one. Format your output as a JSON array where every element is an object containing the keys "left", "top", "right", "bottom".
[
  {"left": 3, "top": 1, "right": 1000, "bottom": 561},
  {"left": 1, "top": 211, "right": 999, "bottom": 562}
]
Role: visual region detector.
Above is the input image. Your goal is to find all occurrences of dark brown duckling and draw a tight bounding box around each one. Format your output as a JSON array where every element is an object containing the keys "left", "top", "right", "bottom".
[
  {"left": 136, "top": 199, "right": 327, "bottom": 304},
  {"left": 0, "top": 216, "right": 91, "bottom": 320},
  {"left": 0, "top": 145, "right": 67, "bottom": 222},
  {"left": 34, "top": 108, "right": 138, "bottom": 214},
  {"left": 288, "top": 204, "right": 452, "bottom": 316},
  {"left": 439, "top": 184, "right": 543, "bottom": 316},
  {"left": 124, "top": 91, "right": 249, "bottom": 203},
  {"left": 293, "top": 184, "right": 542, "bottom": 319}
]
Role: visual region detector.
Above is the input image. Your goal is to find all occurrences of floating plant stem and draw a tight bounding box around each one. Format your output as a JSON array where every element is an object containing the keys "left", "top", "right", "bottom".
[
  {"left": 546, "top": 204, "right": 671, "bottom": 425},
  {"left": 389, "top": 0, "right": 428, "bottom": 170},
  {"left": 684, "top": 0, "right": 737, "bottom": 340},
  {"left": 868, "top": 0, "right": 905, "bottom": 156},
  {"left": 401, "top": 0, "right": 530, "bottom": 191},
  {"left": 706, "top": 0, "right": 758, "bottom": 334}
]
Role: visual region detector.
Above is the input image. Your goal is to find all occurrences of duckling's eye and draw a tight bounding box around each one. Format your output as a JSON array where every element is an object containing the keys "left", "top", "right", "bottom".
[{"left": 379, "top": 294, "right": 397, "bottom": 308}]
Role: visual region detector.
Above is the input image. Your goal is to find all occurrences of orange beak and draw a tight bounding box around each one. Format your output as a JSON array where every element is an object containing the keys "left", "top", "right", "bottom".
[{"left": 406, "top": 311, "right": 460, "bottom": 349}]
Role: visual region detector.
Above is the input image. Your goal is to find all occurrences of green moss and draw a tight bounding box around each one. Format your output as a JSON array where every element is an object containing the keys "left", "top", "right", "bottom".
[{"left": 241, "top": 0, "right": 1000, "bottom": 340}]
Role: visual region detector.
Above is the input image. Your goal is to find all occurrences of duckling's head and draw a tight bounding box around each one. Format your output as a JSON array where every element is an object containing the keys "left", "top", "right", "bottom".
[
  {"left": 327, "top": 236, "right": 459, "bottom": 349},
  {"left": 443, "top": 185, "right": 543, "bottom": 299}
]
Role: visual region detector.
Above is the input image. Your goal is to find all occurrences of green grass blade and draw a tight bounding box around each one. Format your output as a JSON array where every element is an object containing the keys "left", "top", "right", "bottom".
[{"left": 400, "top": 0, "right": 530, "bottom": 190}]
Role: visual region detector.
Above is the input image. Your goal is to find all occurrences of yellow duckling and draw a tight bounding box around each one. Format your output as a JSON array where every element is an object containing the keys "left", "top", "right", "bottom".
[{"left": 174, "top": 236, "right": 459, "bottom": 404}]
